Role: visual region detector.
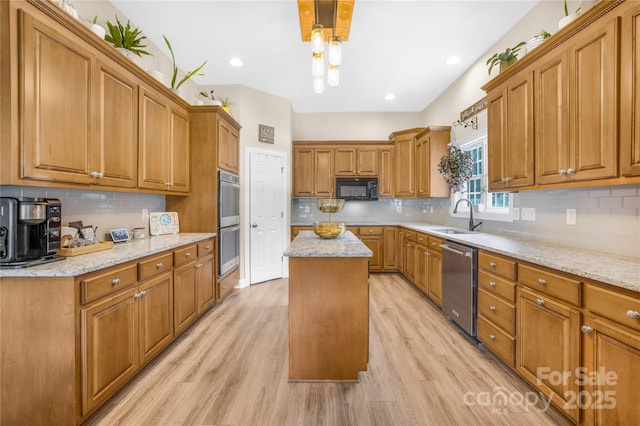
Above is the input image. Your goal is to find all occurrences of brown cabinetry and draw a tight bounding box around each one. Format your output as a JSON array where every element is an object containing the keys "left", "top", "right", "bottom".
[
  {"left": 391, "top": 128, "right": 424, "bottom": 197},
  {"left": 415, "top": 127, "right": 450, "bottom": 197},
  {"left": 621, "top": 4, "right": 640, "bottom": 177},
  {"left": 486, "top": 69, "right": 535, "bottom": 190},
  {"left": 334, "top": 147, "right": 378, "bottom": 176},
  {"left": 138, "top": 87, "right": 190, "bottom": 193},
  {"left": 378, "top": 146, "right": 395, "bottom": 197},
  {"left": 516, "top": 264, "right": 582, "bottom": 423},
  {"left": 401, "top": 230, "right": 417, "bottom": 282},
  {"left": 382, "top": 227, "right": 399, "bottom": 270},
  {"left": 426, "top": 236, "right": 443, "bottom": 306},
  {"left": 292, "top": 146, "right": 334, "bottom": 197},
  {"left": 356, "top": 226, "right": 383, "bottom": 271},
  {"left": 535, "top": 18, "right": 618, "bottom": 185},
  {"left": 218, "top": 115, "right": 240, "bottom": 174}
]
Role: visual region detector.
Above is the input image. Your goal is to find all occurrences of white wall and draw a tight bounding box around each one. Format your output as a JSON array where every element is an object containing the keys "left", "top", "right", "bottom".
[{"left": 293, "top": 112, "right": 423, "bottom": 140}]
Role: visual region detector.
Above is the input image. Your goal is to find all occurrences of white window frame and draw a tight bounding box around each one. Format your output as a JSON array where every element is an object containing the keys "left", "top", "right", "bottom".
[{"left": 449, "top": 128, "right": 515, "bottom": 223}]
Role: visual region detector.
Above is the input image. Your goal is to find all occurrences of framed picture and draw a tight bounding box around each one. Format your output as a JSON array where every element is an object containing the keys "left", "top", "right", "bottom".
[{"left": 109, "top": 228, "right": 131, "bottom": 243}]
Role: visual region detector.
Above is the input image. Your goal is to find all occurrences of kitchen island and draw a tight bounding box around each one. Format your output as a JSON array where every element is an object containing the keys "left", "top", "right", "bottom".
[{"left": 284, "top": 231, "right": 373, "bottom": 381}]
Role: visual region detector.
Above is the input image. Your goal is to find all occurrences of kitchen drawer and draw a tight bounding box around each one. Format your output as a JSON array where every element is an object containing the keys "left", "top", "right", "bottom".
[
  {"left": 197, "top": 239, "right": 215, "bottom": 258},
  {"left": 174, "top": 244, "right": 197, "bottom": 267},
  {"left": 478, "top": 288, "right": 516, "bottom": 335},
  {"left": 427, "top": 236, "right": 443, "bottom": 253},
  {"left": 478, "top": 315, "right": 515, "bottom": 367},
  {"left": 478, "top": 270, "right": 516, "bottom": 303},
  {"left": 403, "top": 230, "right": 417, "bottom": 242},
  {"left": 518, "top": 264, "right": 581, "bottom": 306},
  {"left": 586, "top": 284, "right": 640, "bottom": 332},
  {"left": 80, "top": 264, "right": 138, "bottom": 304},
  {"left": 416, "top": 232, "right": 428, "bottom": 245},
  {"left": 359, "top": 226, "right": 383, "bottom": 236},
  {"left": 219, "top": 267, "right": 239, "bottom": 300},
  {"left": 138, "top": 252, "right": 173, "bottom": 281},
  {"left": 478, "top": 251, "right": 517, "bottom": 281}
]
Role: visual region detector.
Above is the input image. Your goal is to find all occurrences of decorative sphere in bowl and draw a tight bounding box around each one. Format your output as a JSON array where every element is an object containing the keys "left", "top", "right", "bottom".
[
  {"left": 313, "top": 221, "right": 346, "bottom": 239},
  {"left": 316, "top": 198, "right": 345, "bottom": 213}
]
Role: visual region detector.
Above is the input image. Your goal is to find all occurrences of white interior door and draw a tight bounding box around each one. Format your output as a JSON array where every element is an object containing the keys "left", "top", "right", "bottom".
[{"left": 249, "top": 150, "right": 285, "bottom": 284}]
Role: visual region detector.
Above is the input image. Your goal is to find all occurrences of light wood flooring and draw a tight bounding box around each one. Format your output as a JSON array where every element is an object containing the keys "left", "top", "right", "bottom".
[{"left": 87, "top": 273, "right": 570, "bottom": 426}]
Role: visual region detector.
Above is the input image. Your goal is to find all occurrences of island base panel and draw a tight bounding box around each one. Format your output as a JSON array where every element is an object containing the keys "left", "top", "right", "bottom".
[{"left": 288, "top": 257, "right": 369, "bottom": 381}]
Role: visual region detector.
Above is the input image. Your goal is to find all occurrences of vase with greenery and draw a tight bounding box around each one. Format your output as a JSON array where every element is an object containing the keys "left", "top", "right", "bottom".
[
  {"left": 219, "top": 96, "right": 234, "bottom": 113},
  {"left": 87, "top": 16, "right": 106, "bottom": 39},
  {"left": 527, "top": 29, "right": 551, "bottom": 52},
  {"left": 198, "top": 90, "right": 222, "bottom": 106},
  {"left": 105, "top": 16, "right": 150, "bottom": 58},
  {"left": 163, "top": 35, "right": 207, "bottom": 91},
  {"left": 438, "top": 144, "right": 474, "bottom": 193},
  {"left": 486, "top": 41, "right": 526, "bottom": 75},
  {"left": 559, "top": 0, "right": 582, "bottom": 29}
]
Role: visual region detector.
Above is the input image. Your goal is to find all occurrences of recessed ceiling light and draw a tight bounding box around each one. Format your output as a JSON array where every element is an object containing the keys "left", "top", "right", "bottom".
[
  {"left": 384, "top": 93, "right": 396, "bottom": 101},
  {"left": 446, "top": 56, "right": 461, "bottom": 65},
  {"left": 229, "top": 57, "right": 243, "bottom": 67}
]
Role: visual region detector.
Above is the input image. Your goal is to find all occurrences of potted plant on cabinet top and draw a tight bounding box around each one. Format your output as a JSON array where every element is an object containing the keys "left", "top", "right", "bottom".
[
  {"left": 219, "top": 96, "right": 234, "bottom": 113},
  {"left": 559, "top": 0, "right": 582, "bottom": 29},
  {"left": 486, "top": 41, "right": 526, "bottom": 76},
  {"left": 87, "top": 16, "right": 106, "bottom": 40},
  {"left": 163, "top": 35, "right": 207, "bottom": 92},
  {"left": 526, "top": 29, "right": 551, "bottom": 53},
  {"left": 105, "top": 16, "right": 151, "bottom": 59},
  {"left": 197, "top": 90, "right": 222, "bottom": 106}
]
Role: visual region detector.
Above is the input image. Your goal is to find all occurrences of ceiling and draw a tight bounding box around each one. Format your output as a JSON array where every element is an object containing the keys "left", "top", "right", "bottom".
[{"left": 108, "top": 0, "right": 540, "bottom": 113}]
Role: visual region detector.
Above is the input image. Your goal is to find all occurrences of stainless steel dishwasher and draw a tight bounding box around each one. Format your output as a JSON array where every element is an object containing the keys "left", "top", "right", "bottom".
[{"left": 441, "top": 240, "right": 478, "bottom": 337}]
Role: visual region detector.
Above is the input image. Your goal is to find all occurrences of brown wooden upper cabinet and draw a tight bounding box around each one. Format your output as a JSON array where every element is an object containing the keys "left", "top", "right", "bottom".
[
  {"left": 292, "top": 146, "right": 334, "bottom": 197},
  {"left": 217, "top": 116, "right": 240, "bottom": 174},
  {"left": 415, "top": 127, "right": 451, "bottom": 197},
  {"left": 621, "top": 3, "right": 640, "bottom": 177},
  {"left": 391, "top": 128, "right": 424, "bottom": 198},
  {"left": 334, "top": 147, "right": 378, "bottom": 176}
]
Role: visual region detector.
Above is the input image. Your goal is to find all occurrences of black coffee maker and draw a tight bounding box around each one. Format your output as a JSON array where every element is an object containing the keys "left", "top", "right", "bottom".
[{"left": 0, "top": 197, "right": 62, "bottom": 267}]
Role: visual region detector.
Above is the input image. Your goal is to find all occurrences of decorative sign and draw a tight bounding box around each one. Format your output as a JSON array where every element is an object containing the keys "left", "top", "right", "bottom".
[
  {"left": 259, "top": 124, "right": 275, "bottom": 144},
  {"left": 460, "top": 97, "right": 488, "bottom": 121}
]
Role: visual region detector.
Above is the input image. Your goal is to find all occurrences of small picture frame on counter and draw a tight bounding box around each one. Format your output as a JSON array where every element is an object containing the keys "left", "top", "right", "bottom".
[{"left": 109, "top": 228, "right": 131, "bottom": 243}]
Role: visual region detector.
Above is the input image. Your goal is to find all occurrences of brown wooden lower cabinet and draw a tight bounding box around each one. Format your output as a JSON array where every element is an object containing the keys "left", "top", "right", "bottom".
[{"left": 219, "top": 266, "right": 239, "bottom": 300}]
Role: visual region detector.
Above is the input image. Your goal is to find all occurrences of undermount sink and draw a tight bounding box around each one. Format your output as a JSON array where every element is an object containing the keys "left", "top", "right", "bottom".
[{"left": 432, "top": 228, "right": 474, "bottom": 235}]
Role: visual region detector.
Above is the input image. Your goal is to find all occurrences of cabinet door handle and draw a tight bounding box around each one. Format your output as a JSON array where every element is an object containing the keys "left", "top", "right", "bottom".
[
  {"left": 567, "top": 168, "right": 575, "bottom": 175},
  {"left": 489, "top": 281, "right": 496, "bottom": 287},
  {"left": 489, "top": 334, "right": 496, "bottom": 340},
  {"left": 581, "top": 325, "right": 593, "bottom": 333},
  {"left": 90, "top": 171, "right": 104, "bottom": 178},
  {"left": 626, "top": 310, "right": 640, "bottom": 320},
  {"left": 489, "top": 262, "right": 497, "bottom": 268},
  {"left": 537, "top": 278, "right": 546, "bottom": 285},
  {"left": 156, "top": 262, "right": 164, "bottom": 269},
  {"left": 489, "top": 305, "right": 496, "bottom": 312},
  {"left": 112, "top": 278, "right": 121, "bottom": 286},
  {"left": 559, "top": 169, "right": 567, "bottom": 175},
  {"left": 205, "top": 245, "right": 211, "bottom": 250},
  {"left": 536, "top": 298, "right": 545, "bottom": 306},
  {"left": 195, "top": 263, "right": 203, "bottom": 269}
]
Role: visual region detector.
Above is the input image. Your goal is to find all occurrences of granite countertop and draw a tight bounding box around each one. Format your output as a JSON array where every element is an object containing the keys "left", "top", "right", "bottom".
[
  {"left": 284, "top": 231, "right": 373, "bottom": 258},
  {"left": 0, "top": 233, "right": 216, "bottom": 278},
  {"left": 292, "top": 221, "right": 640, "bottom": 293}
]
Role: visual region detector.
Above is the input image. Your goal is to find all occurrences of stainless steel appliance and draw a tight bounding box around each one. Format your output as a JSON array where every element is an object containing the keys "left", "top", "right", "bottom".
[
  {"left": 218, "top": 171, "right": 240, "bottom": 277},
  {"left": 335, "top": 177, "right": 378, "bottom": 201},
  {"left": 0, "top": 197, "right": 63, "bottom": 268},
  {"left": 441, "top": 240, "right": 478, "bottom": 337}
]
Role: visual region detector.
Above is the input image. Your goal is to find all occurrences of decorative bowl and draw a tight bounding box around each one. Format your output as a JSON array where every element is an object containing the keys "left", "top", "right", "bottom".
[
  {"left": 313, "top": 221, "right": 346, "bottom": 239},
  {"left": 316, "top": 198, "right": 345, "bottom": 213}
]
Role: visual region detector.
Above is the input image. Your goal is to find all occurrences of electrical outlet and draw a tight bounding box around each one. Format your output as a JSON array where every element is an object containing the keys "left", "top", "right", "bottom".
[
  {"left": 566, "top": 208, "right": 576, "bottom": 225},
  {"left": 513, "top": 207, "right": 520, "bottom": 221},
  {"left": 430, "top": 206, "right": 434, "bottom": 214},
  {"left": 521, "top": 207, "right": 536, "bottom": 221},
  {"left": 142, "top": 208, "right": 148, "bottom": 221},
  {"left": 304, "top": 206, "right": 310, "bottom": 213}
]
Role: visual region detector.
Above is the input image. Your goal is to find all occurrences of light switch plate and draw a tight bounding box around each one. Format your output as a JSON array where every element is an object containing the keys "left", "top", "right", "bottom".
[
  {"left": 566, "top": 209, "right": 577, "bottom": 225},
  {"left": 513, "top": 207, "right": 520, "bottom": 221},
  {"left": 521, "top": 208, "right": 536, "bottom": 221}
]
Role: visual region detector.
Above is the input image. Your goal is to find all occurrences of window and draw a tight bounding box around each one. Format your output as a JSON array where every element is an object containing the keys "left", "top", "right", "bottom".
[{"left": 450, "top": 129, "right": 514, "bottom": 222}]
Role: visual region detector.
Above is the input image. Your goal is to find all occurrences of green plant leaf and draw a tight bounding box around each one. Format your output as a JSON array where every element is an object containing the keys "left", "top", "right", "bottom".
[{"left": 175, "top": 61, "right": 207, "bottom": 89}]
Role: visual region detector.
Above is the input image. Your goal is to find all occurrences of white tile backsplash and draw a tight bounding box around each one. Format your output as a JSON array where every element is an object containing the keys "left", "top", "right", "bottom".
[
  {"left": 292, "top": 184, "right": 640, "bottom": 258},
  {"left": 0, "top": 185, "right": 165, "bottom": 240}
]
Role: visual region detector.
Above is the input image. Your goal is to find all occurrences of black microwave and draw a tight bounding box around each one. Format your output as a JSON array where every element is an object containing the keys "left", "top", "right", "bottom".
[{"left": 335, "top": 177, "right": 378, "bottom": 201}]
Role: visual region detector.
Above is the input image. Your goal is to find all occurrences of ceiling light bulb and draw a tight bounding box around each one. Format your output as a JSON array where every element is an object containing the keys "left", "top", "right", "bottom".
[
  {"left": 311, "top": 23, "right": 325, "bottom": 53},
  {"left": 328, "top": 37, "right": 342, "bottom": 66},
  {"left": 446, "top": 56, "right": 461, "bottom": 65},
  {"left": 385, "top": 93, "right": 396, "bottom": 101},
  {"left": 229, "top": 57, "right": 243, "bottom": 67},
  {"left": 313, "top": 76, "right": 325, "bottom": 94},
  {"left": 328, "top": 64, "right": 339, "bottom": 86},
  {"left": 312, "top": 52, "right": 324, "bottom": 77}
]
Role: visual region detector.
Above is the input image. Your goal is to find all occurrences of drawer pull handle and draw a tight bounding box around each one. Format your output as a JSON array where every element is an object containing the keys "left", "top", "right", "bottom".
[
  {"left": 489, "top": 305, "right": 496, "bottom": 312},
  {"left": 538, "top": 278, "right": 546, "bottom": 285},
  {"left": 112, "top": 278, "right": 121, "bottom": 286},
  {"left": 369, "top": 229, "right": 373, "bottom": 233},
  {"left": 489, "top": 334, "right": 496, "bottom": 340},
  {"left": 156, "top": 262, "right": 164, "bottom": 269},
  {"left": 581, "top": 325, "right": 593, "bottom": 333},
  {"left": 489, "top": 281, "right": 496, "bottom": 287},
  {"left": 185, "top": 252, "right": 192, "bottom": 257},
  {"left": 205, "top": 245, "right": 211, "bottom": 250},
  {"left": 536, "top": 298, "right": 545, "bottom": 306},
  {"left": 489, "top": 262, "right": 497, "bottom": 268},
  {"left": 626, "top": 310, "right": 640, "bottom": 320},
  {"left": 195, "top": 263, "right": 203, "bottom": 269}
]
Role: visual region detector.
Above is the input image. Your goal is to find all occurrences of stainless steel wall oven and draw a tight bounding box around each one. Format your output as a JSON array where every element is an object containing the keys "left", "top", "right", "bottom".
[{"left": 218, "top": 171, "right": 240, "bottom": 277}]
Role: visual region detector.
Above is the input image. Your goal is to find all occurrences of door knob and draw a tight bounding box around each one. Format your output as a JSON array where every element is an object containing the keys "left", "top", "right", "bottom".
[{"left": 251, "top": 223, "right": 258, "bottom": 228}]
